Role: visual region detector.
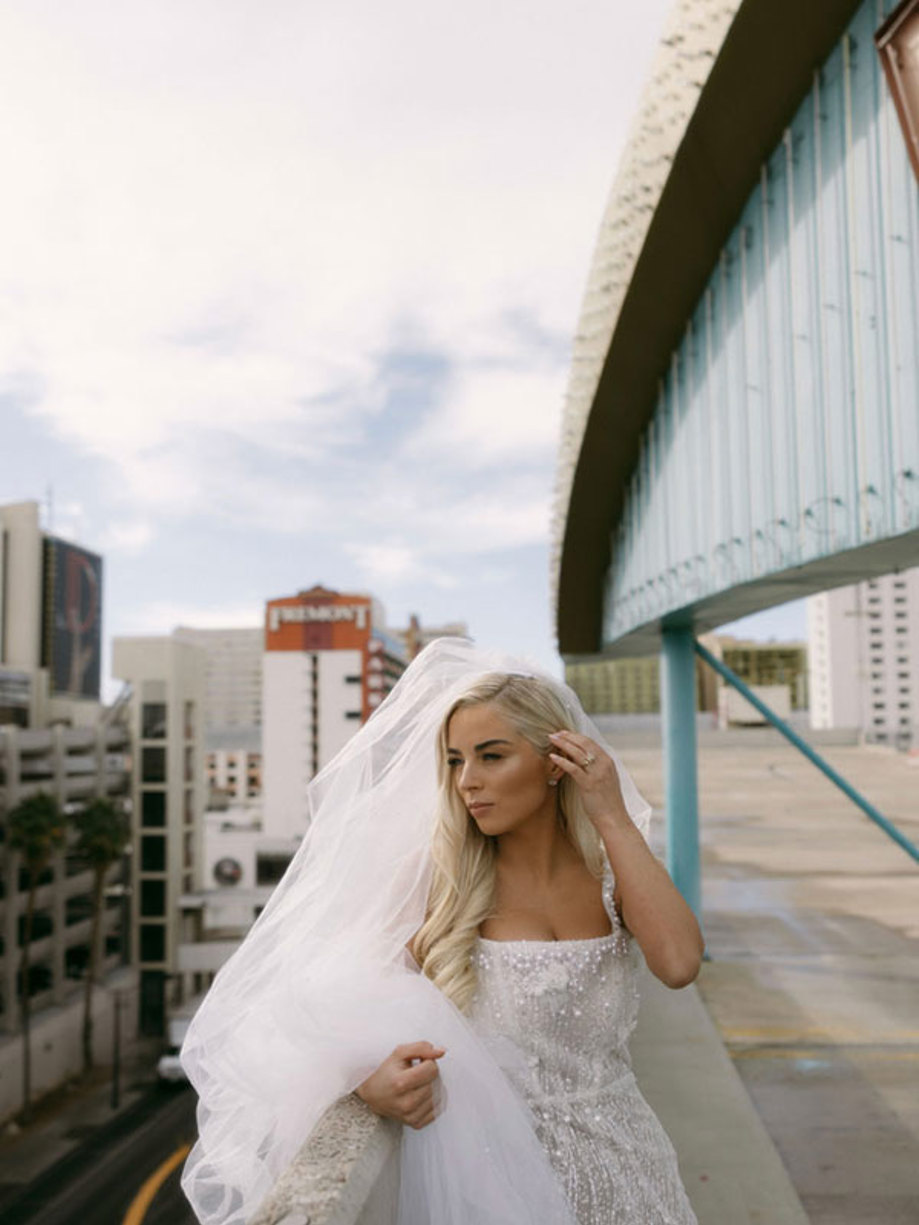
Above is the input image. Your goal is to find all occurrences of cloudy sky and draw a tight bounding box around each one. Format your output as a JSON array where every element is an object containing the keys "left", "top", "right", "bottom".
[{"left": 1, "top": 0, "right": 804, "bottom": 686}]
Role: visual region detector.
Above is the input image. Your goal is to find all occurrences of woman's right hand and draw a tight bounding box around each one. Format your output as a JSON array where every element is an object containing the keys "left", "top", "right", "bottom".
[{"left": 355, "top": 1041, "right": 446, "bottom": 1129}]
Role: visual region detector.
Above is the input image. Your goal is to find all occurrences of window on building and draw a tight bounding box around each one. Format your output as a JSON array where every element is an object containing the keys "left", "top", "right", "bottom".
[
  {"left": 140, "top": 880, "right": 166, "bottom": 917},
  {"left": 345, "top": 711, "right": 362, "bottom": 720},
  {"left": 141, "top": 790, "right": 166, "bottom": 828},
  {"left": 345, "top": 675, "right": 361, "bottom": 683},
  {"left": 873, "top": 702, "right": 886, "bottom": 710},
  {"left": 141, "top": 836, "right": 166, "bottom": 872},
  {"left": 184, "top": 700, "right": 195, "bottom": 739},
  {"left": 184, "top": 789, "right": 194, "bottom": 824},
  {"left": 141, "top": 747, "right": 167, "bottom": 784},
  {"left": 257, "top": 853, "right": 292, "bottom": 885},
  {"left": 139, "top": 924, "right": 166, "bottom": 962},
  {"left": 65, "top": 895, "right": 92, "bottom": 926},
  {"left": 184, "top": 746, "right": 194, "bottom": 783},
  {"left": 142, "top": 703, "right": 167, "bottom": 739}
]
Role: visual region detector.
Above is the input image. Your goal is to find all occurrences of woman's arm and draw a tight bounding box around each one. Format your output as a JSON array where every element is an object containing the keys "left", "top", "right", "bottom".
[
  {"left": 597, "top": 813, "right": 703, "bottom": 987},
  {"left": 355, "top": 1042, "right": 445, "bottom": 1129},
  {"left": 548, "top": 730, "right": 704, "bottom": 988}
]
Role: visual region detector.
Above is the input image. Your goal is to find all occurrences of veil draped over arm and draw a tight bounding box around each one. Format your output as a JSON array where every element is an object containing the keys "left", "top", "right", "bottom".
[{"left": 180, "top": 638, "right": 651, "bottom": 1225}]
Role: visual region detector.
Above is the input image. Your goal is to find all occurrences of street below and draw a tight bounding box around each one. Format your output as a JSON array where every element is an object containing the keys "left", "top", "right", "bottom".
[{"left": 1, "top": 1084, "right": 197, "bottom": 1225}]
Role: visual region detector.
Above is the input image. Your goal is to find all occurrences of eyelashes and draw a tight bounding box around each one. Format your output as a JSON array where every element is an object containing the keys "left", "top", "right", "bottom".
[{"left": 446, "top": 754, "right": 503, "bottom": 768}]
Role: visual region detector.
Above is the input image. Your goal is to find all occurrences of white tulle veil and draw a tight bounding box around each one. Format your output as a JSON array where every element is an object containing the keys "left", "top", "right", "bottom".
[{"left": 181, "top": 637, "right": 651, "bottom": 1225}]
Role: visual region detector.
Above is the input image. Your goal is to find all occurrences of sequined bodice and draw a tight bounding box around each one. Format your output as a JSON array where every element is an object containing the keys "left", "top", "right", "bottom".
[{"left": 467, "top": 875, "right": 696, "bottom": 1225}]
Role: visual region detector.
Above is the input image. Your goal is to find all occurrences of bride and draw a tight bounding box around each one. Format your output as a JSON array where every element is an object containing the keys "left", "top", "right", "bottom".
[{"left": 181, "top": 640, "right": 703, "bottom": 1225}]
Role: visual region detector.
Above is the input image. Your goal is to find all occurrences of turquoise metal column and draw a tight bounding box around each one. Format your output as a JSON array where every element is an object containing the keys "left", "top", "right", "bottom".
[{"left": 661, "top": 624, "right": 701, "bottom": 916}]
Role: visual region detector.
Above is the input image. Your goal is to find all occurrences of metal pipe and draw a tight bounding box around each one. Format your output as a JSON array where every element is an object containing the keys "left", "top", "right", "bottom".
[{"left": 694, "top": 639, "right": 919, "bottom": 865}]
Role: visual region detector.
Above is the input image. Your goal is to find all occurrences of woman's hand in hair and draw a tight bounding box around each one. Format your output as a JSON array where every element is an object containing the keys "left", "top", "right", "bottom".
[
  {"left": 547, "top": 730, "right": 628, "bottom": 827},
  {"left": 355, "top": 1042, "right": 446, "bottom": 1129}
]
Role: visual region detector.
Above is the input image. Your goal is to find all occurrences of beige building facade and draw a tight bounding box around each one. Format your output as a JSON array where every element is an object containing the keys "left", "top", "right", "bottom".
[{"left": 112, "top": 633, "right": 207, "bottom": 1034}]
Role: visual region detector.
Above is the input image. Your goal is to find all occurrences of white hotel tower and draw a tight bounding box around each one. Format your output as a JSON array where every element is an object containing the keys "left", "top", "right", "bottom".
[
  {"left": 261, "top": 586, "right": 406, "bottom": 840},
  {"left": 808, "top": 567, "right": 919, "bottom": 749}
]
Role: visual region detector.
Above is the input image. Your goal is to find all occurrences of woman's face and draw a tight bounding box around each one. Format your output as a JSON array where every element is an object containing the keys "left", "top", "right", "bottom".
[{"left": 446, "top": 702, "right": 558, "bottom": 837}]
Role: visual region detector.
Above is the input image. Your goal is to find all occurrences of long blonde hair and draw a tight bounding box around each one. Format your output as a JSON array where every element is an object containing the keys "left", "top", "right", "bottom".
[{"left": 413, "top": 672, "right": 604, "bottom": 1011}]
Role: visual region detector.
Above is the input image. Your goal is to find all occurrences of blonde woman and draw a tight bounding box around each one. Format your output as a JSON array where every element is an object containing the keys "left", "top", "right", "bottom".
[
  {"left": 182, "top": 641, "right": 702, "bottom": 1225},
  {"left": 356, "top": 672, "right": 702, "bottom": 1224}
]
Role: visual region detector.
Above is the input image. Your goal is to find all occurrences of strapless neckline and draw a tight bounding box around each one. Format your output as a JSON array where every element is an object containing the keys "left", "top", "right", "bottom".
[{"left": 477, "top": 931, "right": 616, "bottom": 948}]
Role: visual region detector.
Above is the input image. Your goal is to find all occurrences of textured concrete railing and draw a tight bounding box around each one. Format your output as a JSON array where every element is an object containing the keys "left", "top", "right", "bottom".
[{"left": 248, "top": 1095, "right": 400, "bottom": 1225}]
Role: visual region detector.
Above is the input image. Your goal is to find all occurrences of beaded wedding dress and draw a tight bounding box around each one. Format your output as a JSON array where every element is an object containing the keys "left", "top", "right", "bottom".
[{"left": 468, "top": 870, "right": 697, "bottom": 1225}]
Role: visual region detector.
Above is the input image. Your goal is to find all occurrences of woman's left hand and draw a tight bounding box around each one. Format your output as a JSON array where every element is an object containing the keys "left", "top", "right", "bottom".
[{"left": 547, "top": 730, "right": 628, "bottom": 830}]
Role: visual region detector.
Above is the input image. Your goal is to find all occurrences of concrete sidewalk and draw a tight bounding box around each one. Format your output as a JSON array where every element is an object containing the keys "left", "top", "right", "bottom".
[{"left": 632, "top": 972, "right": 809, "bottom": 1225}]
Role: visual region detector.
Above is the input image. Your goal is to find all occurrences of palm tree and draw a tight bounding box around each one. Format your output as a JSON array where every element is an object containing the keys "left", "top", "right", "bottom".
[
  {"left": 7, "top": 792, "right": 67, "bottom": 1121},
  {"left": 73, "top": 797, "right": 131, "bottom": 1075}
]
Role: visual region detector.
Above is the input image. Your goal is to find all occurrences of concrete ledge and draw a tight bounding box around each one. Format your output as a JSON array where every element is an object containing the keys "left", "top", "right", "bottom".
[
  {"left": 632, "top": 971, "right": 809, "bottom": 1225},
  {"left": 248, "top": 1094, "right": 399, "bottom": 1225}
]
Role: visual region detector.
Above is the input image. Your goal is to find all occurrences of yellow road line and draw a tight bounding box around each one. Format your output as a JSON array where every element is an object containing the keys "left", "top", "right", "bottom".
[{"left": 122, "top": 1143, "right": 191, "bottom": 1225}]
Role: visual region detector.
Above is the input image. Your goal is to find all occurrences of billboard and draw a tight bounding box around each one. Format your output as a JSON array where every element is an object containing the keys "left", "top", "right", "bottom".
[{"left": 42, "top": 537, "right": 103, "bottom": 698}]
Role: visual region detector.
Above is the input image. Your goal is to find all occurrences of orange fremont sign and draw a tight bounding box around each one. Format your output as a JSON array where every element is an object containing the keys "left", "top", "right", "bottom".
[{"left": 264, "top": 587, "right": 373, "bottom": 654}]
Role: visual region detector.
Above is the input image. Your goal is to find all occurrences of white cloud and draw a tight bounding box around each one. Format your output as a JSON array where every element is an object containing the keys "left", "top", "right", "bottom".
[
  {"left": 410, "top": 366, "right": 567, "bottom": 467},
  {"left": 1, "top": 0, "right": 677, "bottom": 663},
  {"left": 346, "top": 543, "right": 460, "bottom": 590},
  {"left": 97, "top": 520, "right": 155, "bottom": 556}
]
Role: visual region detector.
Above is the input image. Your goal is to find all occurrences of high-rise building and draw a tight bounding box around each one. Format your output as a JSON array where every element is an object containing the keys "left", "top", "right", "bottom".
[
  {"left": 0, "top": 500, "right": 135, "bottom": 1119},
  {"left": 808, "top": 569, "right": 918, "bottom": 748},
  {"left": 173, "top": 625, "right": 264, "bottom": 809},
  {"left": 172, "top": 626, "right": 263, "bottom": 735},
  {"left": 0, "top": 500, "right": 105, "bottom": 728},
  {"left": 262, "top": 586, "right": 406, "bottom": 840},
  {"left": 111, "top": 633, "right": 207, "bottom": 1034}
]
